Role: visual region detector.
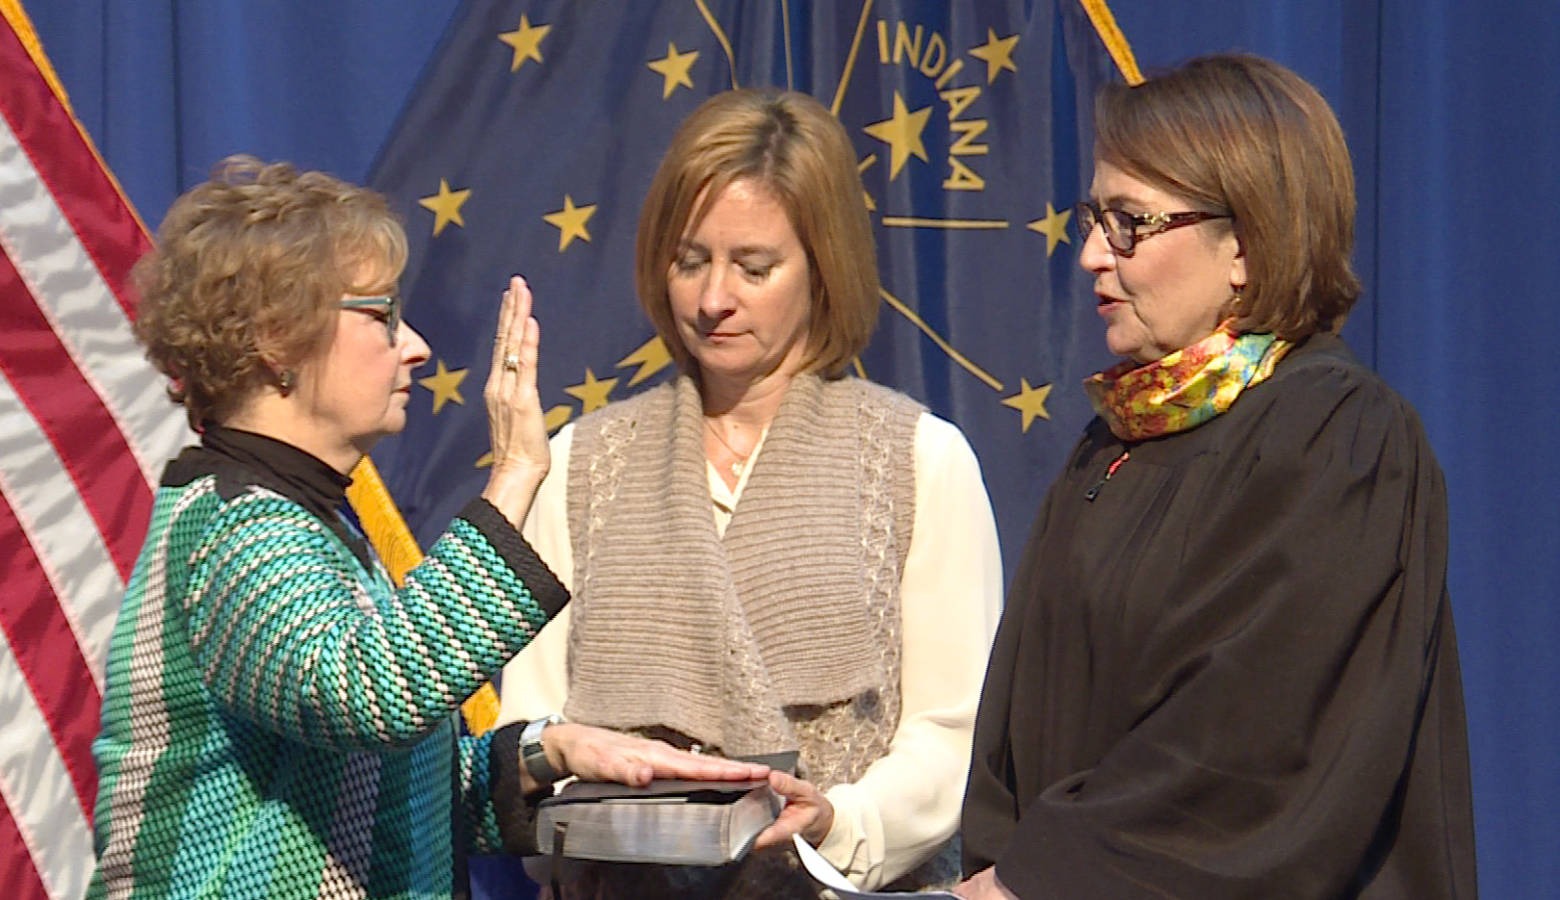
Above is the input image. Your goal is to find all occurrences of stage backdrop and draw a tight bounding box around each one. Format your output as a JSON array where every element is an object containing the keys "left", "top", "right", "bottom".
[{"left": 14, "top": 1, "right": 1560, "bottom": 898}]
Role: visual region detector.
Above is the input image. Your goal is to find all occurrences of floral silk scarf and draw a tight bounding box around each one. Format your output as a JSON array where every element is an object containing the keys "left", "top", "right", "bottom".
[{"left": 1084, "top": 322, "right": 1293, "bottom": 441}]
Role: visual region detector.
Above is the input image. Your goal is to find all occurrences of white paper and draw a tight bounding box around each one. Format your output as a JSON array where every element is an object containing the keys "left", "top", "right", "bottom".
[{"left": 792, "top": 834, "right": 959, "bottom": 899}]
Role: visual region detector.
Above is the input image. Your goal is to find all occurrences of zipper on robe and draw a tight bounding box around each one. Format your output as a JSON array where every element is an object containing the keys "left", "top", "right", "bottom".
[{"left": 1084, "top": 449, "right": 1131, "bottom": 501}]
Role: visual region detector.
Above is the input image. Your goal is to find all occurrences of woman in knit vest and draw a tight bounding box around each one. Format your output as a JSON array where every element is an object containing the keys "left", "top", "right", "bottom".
[
  {"left": 497, "top": 90, "right": 1003, "bottom": 896},
  {"left": 88, "top": 157, "right": 768, "bottom": 900}
]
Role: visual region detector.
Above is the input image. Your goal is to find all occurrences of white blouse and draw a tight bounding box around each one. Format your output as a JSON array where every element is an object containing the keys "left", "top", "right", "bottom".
[{"left": 497, "top": 410, "right": 1003, "bottom": 889}]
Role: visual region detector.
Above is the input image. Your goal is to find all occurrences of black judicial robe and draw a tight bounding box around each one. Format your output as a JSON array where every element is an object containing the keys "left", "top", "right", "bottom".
[{"left": 962, "top": 334, "right": 1476, "bottom": 898}]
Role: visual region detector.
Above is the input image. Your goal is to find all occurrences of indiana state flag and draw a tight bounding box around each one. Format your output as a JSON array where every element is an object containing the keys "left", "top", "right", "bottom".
[
  {"left": 370, "top": 0, "right": 1123, "bottom": 563},
  {"left": 366, "top": 0, "right": 1124, "bottom": 895}
]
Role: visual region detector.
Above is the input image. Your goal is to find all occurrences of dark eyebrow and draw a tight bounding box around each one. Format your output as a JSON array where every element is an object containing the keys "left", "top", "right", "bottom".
[
  {"left": 674, "top": 241, "right": 781, "bottom": 260},
  {"left": 1098, "top": 192, "right": 1150, "bottom": 210}
]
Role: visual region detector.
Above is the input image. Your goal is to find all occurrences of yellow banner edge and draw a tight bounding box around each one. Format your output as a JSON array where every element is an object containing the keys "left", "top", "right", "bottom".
[
  {"left": 1, "top": 0, "right": 155, "bottom": 236},
  {"left": 1077, "top": 0, "right": 1144, "bottom": 86}
]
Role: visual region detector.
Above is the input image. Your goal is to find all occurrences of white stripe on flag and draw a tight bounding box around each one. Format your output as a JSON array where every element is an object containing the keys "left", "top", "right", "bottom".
[
  {"left": 0, "top": 366, "right": 127, "bottom": 686},
  {"left": 0, "top": 626, "right": 94, "bottom": 900},
  {"left": 0, "top": 113, "right": 190, "bottom": 485}
]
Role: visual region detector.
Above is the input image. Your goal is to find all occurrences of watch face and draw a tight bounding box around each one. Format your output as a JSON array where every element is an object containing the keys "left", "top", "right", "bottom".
[{"left": 522, "top": 717, "right": 564, "bottom": 783}]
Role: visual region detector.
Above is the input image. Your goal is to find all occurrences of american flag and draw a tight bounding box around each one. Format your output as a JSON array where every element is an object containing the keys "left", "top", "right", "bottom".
[{"left": 0, "top": 8, "right": 190, "bottom": 898}]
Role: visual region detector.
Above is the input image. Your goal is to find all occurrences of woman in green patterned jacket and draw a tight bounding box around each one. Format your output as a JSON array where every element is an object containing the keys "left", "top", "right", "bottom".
[{"left": 87, "top": 157, "right": 765, "bottom": 900}]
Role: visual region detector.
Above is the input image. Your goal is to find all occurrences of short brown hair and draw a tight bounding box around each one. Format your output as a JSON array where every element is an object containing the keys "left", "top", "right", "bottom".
[
  {"left": 635, "top": 89, "right": 878, "bottom": 378},
  {"left": 1094, "top": 54, "right": 1360, "bottom": 339},
  {"left": 134, "top": 155, "right": 407, "bottom": 426}
]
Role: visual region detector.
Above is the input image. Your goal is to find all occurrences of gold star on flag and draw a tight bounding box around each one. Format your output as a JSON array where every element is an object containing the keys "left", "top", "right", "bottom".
[
  {"left": 544, "top": 405, "right": 573, "bottom": 432},
  {"left": 418, "top": 359, "right": 468, "bottom": 414},
  {"left": 418, "top": 179, "right": 471, "bottom": 237},
  {"left": 968, "top": 29, "right": 1019, "bottom": 83},
  {"left": 616, "top": 336, "right": 673, "bottom": 387},
  {"left": 564, "top": 368, "right": 618, "bottom": 413},
  {"left": 647, "top": 43, "right": 699, "bottom": 99},
  {"left": 1026, "top": 202, "right": 1073, "bottom": 256},
  {"left": 499, "top": 15, "right": 551, "bottom": 71},
  {"left": 543, "top": 195, "right": 596, "bottom": 251},
  {"left": 1002, "top": 379, "right": 1053, "bottom": 433},
  {"left": 863, "top": 92, "right": 932, "bottom": 180}
]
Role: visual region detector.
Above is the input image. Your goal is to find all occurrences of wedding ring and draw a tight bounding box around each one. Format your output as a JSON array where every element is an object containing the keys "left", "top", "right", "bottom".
[{"left": 502, "top": 353, "right": 521, "bottom": 371}]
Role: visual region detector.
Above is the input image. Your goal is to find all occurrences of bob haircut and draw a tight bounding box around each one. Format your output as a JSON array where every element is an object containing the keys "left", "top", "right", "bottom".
[
  {"left": 1094, "top": 54, "right": 1361, "bottom": 339},
  {"left": 634, "top": 89, "right": 878, "bottom": 378},
  {"left": 133, "top": 155, "right": 407, "bottom": 427}
]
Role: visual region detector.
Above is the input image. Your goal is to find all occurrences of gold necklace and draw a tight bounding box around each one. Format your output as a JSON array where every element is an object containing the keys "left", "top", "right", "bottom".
[{"left": 703, "top": 417, "right": 753, "bottom": 477}]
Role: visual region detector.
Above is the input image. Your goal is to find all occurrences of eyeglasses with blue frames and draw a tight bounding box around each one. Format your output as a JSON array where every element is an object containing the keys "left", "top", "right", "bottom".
[
  {"left": 338, "top": 295, "right": 402, "bottom": 345},
  {"left": 1072, "top": 201, "right": 1231, "bottom": 256}
]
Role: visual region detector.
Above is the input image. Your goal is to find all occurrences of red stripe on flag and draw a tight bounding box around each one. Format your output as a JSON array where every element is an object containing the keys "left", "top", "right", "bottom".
[
  {"left": 0, "top": 254, "right": 150, "bottom": 581},
  {"left": 0, "top": 492, "right": 101, "bottom": 820},
  {"left": 0, "top": 802, "right": 51, "bottom": 900},
  {"left": 0, "top": 20, "right": 149, "bottom": 318}
]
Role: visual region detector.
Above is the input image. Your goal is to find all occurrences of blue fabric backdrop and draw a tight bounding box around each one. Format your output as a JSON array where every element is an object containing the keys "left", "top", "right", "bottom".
[{"left": 29, "top": 1, "right": 1559, "bottom": 897}]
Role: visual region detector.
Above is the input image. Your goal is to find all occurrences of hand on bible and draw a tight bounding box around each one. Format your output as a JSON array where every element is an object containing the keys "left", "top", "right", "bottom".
[
  {"left": 535, "top": 723, "right": 770, "bottom": 791},
  {"left": 752, "top": 770, "right": 835, "bottom": 850}
]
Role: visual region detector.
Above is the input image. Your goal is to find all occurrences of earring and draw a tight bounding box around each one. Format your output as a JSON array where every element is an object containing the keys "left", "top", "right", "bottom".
[{"left": 277, "top": 370, "right": 295, "bottom": 396}]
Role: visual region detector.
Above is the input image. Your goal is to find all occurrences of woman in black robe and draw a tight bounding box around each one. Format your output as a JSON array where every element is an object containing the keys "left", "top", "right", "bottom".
[{"left": 955, "top": 55, "right": 1476, "bottom": 899}]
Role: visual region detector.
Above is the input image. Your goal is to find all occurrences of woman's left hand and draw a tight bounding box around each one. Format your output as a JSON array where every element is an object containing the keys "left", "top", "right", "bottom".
[
  {"left": 538, "top": 723, "right": 770, "bottom": 789},
  {"left": 952, "top": 866, "right": 1018, "bottom": 899},
  {"left": 752, "top": 770, "right": 835, "bottom": 850}
]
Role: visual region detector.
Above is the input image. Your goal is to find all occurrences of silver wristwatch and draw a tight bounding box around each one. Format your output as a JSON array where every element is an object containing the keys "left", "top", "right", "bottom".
[{"left": 519, "top": 714, "right": 566, "bottom": 786}]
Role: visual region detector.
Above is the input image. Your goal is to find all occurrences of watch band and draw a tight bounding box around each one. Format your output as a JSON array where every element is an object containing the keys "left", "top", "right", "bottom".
[{"left": 520, "top": 714, "right": 566, "bottom": 787}]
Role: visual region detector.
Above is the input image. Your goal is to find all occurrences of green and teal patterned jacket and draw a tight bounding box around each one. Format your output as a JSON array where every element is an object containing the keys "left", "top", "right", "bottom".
[{"left": 88, "top": 430, "right": 566, "bottom": 899}]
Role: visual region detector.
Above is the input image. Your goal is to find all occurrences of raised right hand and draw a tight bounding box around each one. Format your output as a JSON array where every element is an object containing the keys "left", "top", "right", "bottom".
[{"left": 480, "top": 276, "right": 550, "bottom": 526}]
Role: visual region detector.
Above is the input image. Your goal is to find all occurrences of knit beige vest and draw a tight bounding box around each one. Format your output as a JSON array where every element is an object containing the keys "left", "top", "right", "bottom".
[{"left": 562, "top": 373, "right": 920, "bottom": 788}]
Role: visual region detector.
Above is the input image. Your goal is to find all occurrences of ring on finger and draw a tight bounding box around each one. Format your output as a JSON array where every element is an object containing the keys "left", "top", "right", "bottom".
[{"left": 502, "top": 353, "right": 521, "bottom": 371}]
